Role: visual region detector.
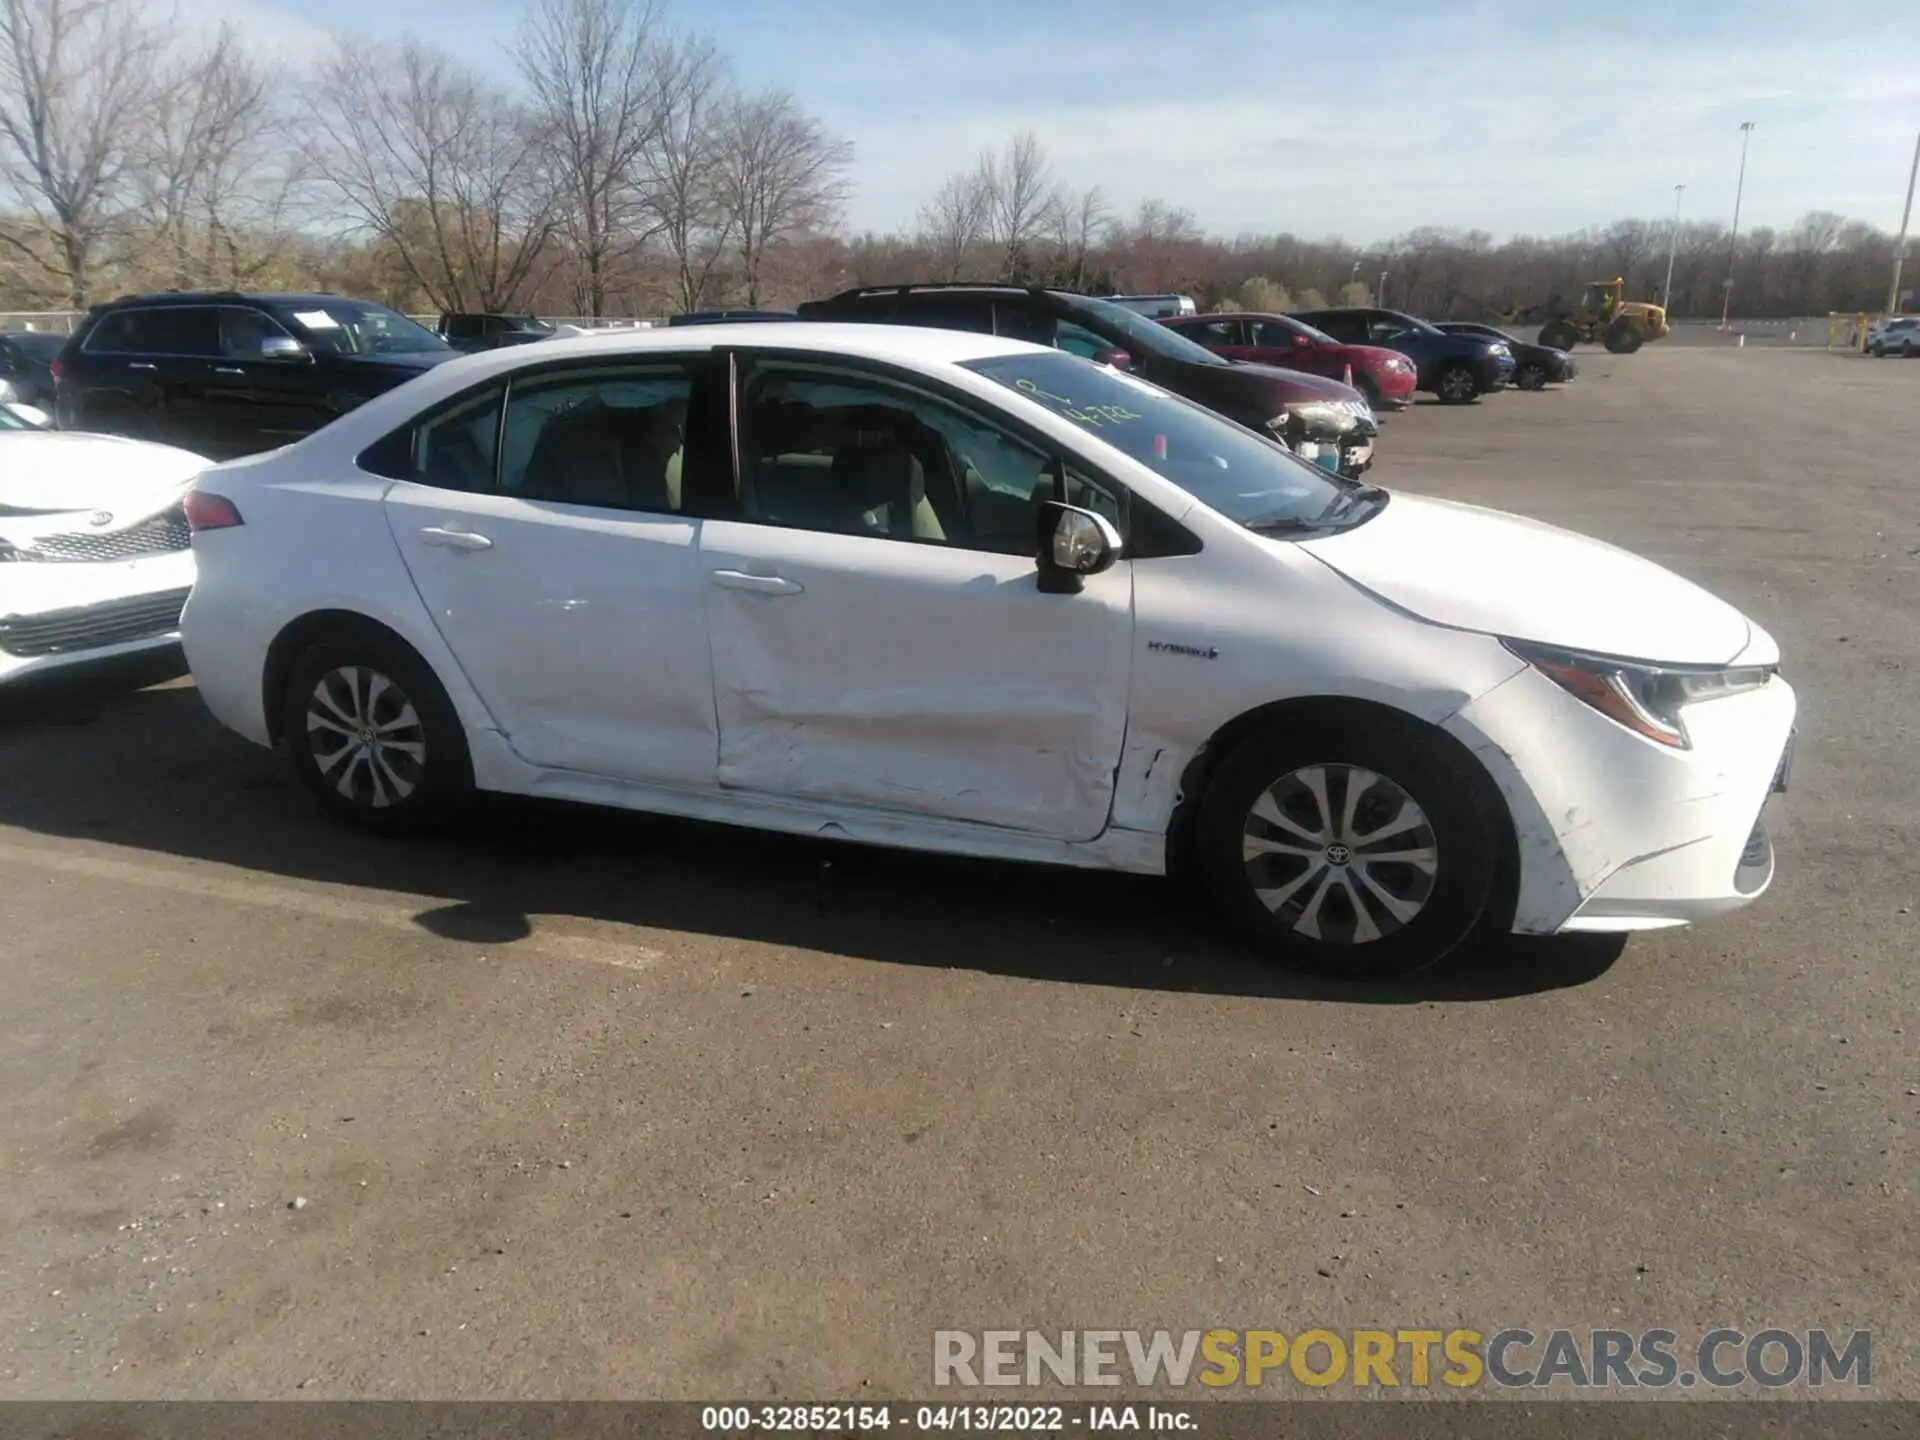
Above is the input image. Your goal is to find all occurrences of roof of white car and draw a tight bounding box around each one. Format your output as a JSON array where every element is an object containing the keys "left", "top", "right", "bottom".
[{"left": 445, "top": 321, "right": 1041, "bottom": 377}]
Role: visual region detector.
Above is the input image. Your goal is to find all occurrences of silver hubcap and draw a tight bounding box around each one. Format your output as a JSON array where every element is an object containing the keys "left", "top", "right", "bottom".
[
  {"left": 1241, "top": 764, "right": 1439, "bottom": 945},
  {"left": 1442, "top": 369, "right": 1473, "bottom": 399},
  {"left": 306, "top": 665, "right": 426, "bottom": 809}
]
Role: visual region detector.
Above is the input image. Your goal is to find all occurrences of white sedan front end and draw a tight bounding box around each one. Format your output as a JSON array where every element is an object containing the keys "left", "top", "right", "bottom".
[{"left": 0, "top": 429, "right": 206, "bottom": 685}]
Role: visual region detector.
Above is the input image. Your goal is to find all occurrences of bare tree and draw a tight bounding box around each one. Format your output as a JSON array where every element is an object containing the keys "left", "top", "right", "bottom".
[
  {"left": 636, "top": 34, "right": 730, "bottom": 312},
  {"left": 917, "top": 166, "right": 992, "bottom": 281},
  {"left": 0, "top": 0, "right": 167, "bottom": 305},
  {"left": 305, "top": 37, "right": 557, "bottom": 314},
  {"left": 515, "top": 0, "right": 670, "bottom": 317},
  {"left": 1117, "top": 197, "right": 1199, "bottom": 292},
  {"left": 715, "top": 87, "right": 849, "bottom": 307},
  {"left": 982, "top": 130, "right": 1058, "bottom": 278},
  {"left": 1045, "top": 182, "right": 1108, "bottom": 291},
  {"left": 140, "top": 26, "right": 296, "bottom": 291}
]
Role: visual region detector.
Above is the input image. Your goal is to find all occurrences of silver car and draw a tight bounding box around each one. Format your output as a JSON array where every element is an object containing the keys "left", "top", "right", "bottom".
[{"left": 1866, "top": 316, "right": 1920, "bottom": 356}]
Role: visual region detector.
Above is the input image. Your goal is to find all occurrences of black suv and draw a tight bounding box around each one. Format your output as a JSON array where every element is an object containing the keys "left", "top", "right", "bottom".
[
  {"left": 55, "top": 292, "right": 458, "bottom": 459},
  {"left": 437, "top": 312, "right": 557, "bottom": 351},
  {"left": 795, "top": 285, "right": 1378, "bottom": 476}
]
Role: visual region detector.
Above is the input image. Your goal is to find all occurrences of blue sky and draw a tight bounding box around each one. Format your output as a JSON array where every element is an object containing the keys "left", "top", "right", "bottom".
[{"left": 219, "top": 0, "right": 1920, "bottom": 242}]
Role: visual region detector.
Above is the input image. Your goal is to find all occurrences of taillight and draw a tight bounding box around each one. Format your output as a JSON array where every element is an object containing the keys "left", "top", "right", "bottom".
[{"left": 183, "top": 490, "right": 243, "bottom": 532}]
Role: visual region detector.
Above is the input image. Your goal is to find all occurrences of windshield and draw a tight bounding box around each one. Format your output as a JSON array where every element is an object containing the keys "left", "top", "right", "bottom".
[
  {"left": 963, "top": 350, "right": 1377, "bottom": 534},
  {"left": 1283, "top": 316, "right": 1339, "bottom": 345},
  {"left": 1063, "top": 296, "right": 1230, "bottom": 367},
  {"left": 270, "top": 301, "right": 449, "bottom": 357}
]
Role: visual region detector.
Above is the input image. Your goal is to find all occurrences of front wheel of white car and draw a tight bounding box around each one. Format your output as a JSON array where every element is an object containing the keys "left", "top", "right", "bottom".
[
  {"left": 1196, "top": 716, "right": 1501, "bottom": 980},
  {"left": 282, "top": 631, "right": 473, "bottom": 834}
]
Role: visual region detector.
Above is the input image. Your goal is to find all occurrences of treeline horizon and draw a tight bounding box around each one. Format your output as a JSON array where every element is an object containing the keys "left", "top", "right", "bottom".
[{"left": 4, "top": 0, "right": 1907, "bottom": 324}]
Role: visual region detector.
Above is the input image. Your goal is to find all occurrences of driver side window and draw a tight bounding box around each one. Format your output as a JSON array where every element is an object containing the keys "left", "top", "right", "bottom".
[
  {"left": 219, "top": 306, "right": 296, "bottom": 359},
  {"left": 1367, "top": 318, "right": 1410, "bottom": 343}
]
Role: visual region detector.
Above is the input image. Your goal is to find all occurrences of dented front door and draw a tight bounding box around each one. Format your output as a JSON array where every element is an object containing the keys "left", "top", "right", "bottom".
[{"left": 697, "top": 520, "right": 1134, "bottom": 841}]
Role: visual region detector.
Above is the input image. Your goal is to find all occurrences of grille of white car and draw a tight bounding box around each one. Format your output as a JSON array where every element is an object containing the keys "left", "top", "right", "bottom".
[
  {"left": 0, "top": 505, "right": 192, "bottom": 564},
  {"left": 0, "top": 587, "right": 191, "bottom": 657}
]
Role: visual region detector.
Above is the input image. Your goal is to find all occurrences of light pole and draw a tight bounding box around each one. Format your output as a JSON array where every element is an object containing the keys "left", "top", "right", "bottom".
[
  {"left": 1887, "top": 129, "right": 1920, "bottom": 316},
  {"left": 1379, "top": 270, "right": 1390, "bottom": 308},
  {"left": 1720, "top": 120, "right": 1755, "bottom": 328},
  {"left": 1662, "top": 183, "right": 1685, "bottom": 314}
]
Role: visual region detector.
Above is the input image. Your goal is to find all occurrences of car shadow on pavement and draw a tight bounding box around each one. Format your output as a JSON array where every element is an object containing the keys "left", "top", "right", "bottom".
[{"left": 0, "top": 679, "right": 1625, "bottom": 1004}]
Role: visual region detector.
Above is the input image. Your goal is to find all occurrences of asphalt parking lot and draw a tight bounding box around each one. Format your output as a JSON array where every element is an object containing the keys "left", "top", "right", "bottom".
[{"left": 1, "top": 345, "right": 1915, "bottom": 1402}]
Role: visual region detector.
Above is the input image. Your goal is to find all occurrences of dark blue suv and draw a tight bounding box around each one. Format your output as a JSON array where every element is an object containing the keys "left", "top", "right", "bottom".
[{"left": 1292, "top": 307, "right": 1514, "bottom": 404}]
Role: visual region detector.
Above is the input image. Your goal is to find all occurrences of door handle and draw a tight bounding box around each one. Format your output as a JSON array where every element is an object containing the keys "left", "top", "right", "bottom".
[
  {"left": 213, "top": 366, "right": 245, "bottom": 376},
  {"left": 127, "top": 362, "right": 157, "bottom": 371},
  {"left": 418, "top": 526, "right": 493, "bottom": 552},
  {"left": 710, "top": 569, "right": 802, "bottom": 596}
]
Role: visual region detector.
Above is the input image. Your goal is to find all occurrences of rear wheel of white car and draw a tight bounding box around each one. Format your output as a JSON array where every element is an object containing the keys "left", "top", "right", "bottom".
[
  {"left": 282, "top": 631, "right": 472, "bottom": 834},
  {"left": 1196, "top": 715, "right": 1500, "bottom": 980}
]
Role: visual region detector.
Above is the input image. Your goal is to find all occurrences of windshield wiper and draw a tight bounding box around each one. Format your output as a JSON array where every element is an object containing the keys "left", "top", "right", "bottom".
[{"left": 1313, "top": 483, "right": 1386, "bottom": 523}]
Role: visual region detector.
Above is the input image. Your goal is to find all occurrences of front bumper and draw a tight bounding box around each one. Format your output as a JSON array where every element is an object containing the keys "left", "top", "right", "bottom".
[
  {"left": 1444, "top": 663, "right": 1797, "bottom": 935},
  {"left": 0, "top": 550, "right": 196, "bottom": 684}
]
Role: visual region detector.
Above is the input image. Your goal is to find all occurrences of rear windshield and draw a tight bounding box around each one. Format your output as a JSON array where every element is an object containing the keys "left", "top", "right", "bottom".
[{"left": 962, "top": 350, "right": 1375, "bottom": 534}]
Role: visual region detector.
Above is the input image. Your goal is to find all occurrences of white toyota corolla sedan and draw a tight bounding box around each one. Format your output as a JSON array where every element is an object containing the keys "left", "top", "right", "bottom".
[
  {"left": 2, "top": 407, "right": 205, "bottom": 684},
  {"left": 180, "top": 324, "right": 1795, "bottom": 977}
]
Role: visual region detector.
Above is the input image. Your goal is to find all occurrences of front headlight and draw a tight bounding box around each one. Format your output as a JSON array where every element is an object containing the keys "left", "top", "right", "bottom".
[
  {"left": 1503, "top": 639, "right": 1775, "bottom": 749},
  {"left": 1487, "top": 343, "right": 1511, "bottom": 357},
  {"left": 1284, "top": 401, "right": 1360, "bottom": 438}
]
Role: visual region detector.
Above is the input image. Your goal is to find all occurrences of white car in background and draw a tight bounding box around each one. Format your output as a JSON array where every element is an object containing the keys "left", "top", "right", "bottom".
[
  {"left": 1865, "top": 316, "right": 1919, "bottom": 356},
  {"left": 1, "top": 406, "right": 205, "bottom": 684},
  {"left": 180, "top": 324, "right": 1795, "bottom": 979}
]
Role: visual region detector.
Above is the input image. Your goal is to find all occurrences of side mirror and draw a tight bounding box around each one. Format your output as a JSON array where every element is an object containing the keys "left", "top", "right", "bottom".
[
  {"left": 1035, "top": 500, "right": 1122, "bottom": 594},
  {"left": 1092, "top": 347, "right": 1132, "bottom": 370},
  {"left": 1291, "top": 334, "right": 1312, "bottom": 348},
  {"left": 260, "top": 335, "right": 310, "bottom": 363}
]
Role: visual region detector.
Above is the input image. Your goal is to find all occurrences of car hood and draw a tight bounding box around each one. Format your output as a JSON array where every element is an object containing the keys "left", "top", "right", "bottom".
[
  {"left": 336, "top": 350, "right": 457, "bottom": 376},
  {"left": 1231, "top": 361, "right": 1364, "bottom": 402},
  {"left": 1297, "top": 493, "right": 1753, "bottom": 665},
  {"left": 0, "top": 433, "right": 207, "bottom": 528}
]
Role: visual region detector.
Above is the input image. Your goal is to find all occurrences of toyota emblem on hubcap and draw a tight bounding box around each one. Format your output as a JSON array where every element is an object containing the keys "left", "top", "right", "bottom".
[{"left": 1323, "top": 843, "right": 1353, "bottom": 866}]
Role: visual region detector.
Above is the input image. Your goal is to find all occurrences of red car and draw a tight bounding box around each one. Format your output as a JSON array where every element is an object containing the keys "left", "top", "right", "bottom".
[{"left": 1162, "top": 311, "right": 1419, "bottom": 412}]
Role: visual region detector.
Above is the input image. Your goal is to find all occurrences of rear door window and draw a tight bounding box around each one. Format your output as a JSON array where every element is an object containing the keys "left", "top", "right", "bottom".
[
  {"left": 85, "top": 306, "right": 218, "bottom": 357},
  {"left": 499, "top": 366, "right": 695, "bottom": 513}
]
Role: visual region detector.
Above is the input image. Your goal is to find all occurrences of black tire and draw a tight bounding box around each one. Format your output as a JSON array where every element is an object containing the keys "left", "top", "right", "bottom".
[
  {"left": 1514, "top": 361, "right": 1549, "bottom": 391},
  {"left": 1352, "top": 373, "right": 1381, "bottom": 409},
  {"left": 1604, "top": 318, "right": 1643, "bottom": 354},
  {"left": 281, "top": 628, "right": 473, "bottom": 834},
  {"left": 1538, "top": 320, "right": 1579, "bottom": 351},
  {"left": 1195, "top": 712, "right": 1501, "bottom": 980},
  {"left": 1435, "top": 361, "right": 1479, "bottom": 405}
]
